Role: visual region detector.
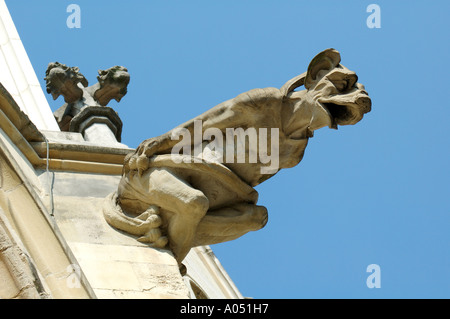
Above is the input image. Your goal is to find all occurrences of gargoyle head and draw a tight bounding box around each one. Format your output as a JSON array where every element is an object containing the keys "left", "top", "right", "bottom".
[
  {"left": 94, "top": 66, "right": 130, "bottom": 106},
  {"left": 282, "top": 49, "right": 371, "bottom": 132},
  {"left": 44, "top": 62, "right": 88, "bottom": 103}
]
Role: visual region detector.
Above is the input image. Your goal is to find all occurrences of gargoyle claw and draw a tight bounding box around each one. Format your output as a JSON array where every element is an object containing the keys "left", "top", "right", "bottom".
[
  {"left": 136, "top": 154, "right": 149, "bottom": 176},
  {"left": 135, "top": 205, "right": 166, "bottom": 247}
]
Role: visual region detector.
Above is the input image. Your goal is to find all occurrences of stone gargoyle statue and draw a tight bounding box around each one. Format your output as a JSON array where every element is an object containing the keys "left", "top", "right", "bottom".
[
  {"left": 45, "top": 62, "right": 130, "bottom": 133},
  {"left": 103, "top": 49, "right": 371, "bottom": 265}
]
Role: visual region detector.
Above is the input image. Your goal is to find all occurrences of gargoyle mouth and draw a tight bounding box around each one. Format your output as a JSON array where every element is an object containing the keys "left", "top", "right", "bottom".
[{"left": 320, "top": 94, "right": 371, "bottom": 127}]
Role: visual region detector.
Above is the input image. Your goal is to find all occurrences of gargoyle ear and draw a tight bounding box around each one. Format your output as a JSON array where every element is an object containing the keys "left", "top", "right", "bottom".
[
  {"left": 304, "top": 48, "right": 341, "bottom": 90},
  {"left": 280, "top": 72, "right": 306, "bottom": 96}
]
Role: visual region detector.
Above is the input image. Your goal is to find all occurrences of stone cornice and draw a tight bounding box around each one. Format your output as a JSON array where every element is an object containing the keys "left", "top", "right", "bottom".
[{"left": 0, "top": 82, "right": 131, "bottom": 175}]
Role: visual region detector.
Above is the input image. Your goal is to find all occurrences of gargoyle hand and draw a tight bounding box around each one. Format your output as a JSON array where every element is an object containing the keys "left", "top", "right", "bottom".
[{"left": 124, "top": 136, "right": 168, "bottom": 175}]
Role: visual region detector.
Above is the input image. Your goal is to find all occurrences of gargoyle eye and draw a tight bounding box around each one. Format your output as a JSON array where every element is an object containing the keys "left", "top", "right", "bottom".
[
  {"left": 330, "top": 79, "right": 348, "bottom": 92},
  {"left": 326, "top": 71, "right": 358, "bottom": 92}
]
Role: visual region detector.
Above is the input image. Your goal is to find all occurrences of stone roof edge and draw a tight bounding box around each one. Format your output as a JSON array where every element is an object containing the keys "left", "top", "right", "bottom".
[{"left": 0, "top": 82, "right": 132, "bottom": 175}]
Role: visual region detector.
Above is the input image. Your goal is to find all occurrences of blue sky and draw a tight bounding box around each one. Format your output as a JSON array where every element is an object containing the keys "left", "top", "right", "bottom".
[{"left": 6, "top": 1, "right": 449, "bottom": 298}]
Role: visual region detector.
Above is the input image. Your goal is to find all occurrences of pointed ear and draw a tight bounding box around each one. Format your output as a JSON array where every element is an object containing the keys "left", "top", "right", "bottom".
[
  {"left": 280, "top": 72, "right": 306, "bottom": 96},
  {"left": 305, "top": 49, "right": 341, "bottom": 89}
]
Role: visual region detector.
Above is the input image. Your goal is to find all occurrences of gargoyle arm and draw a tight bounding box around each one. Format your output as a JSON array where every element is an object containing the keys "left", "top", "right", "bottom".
[{"left": 135, "top": 87, "right": 283, "bottom": 158}]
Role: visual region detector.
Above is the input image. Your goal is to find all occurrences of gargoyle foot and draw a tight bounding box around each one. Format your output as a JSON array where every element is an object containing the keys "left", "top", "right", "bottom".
[{"left": 135, "top": 205, "right": 168, "bottom": 248}]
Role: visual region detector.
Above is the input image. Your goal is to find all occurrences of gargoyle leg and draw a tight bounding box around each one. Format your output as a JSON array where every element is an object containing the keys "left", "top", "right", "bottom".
[
  {"left": 145, "top": 168, "right": 209, "bottom": 263},
  {"left": 192, "top": 203, "right": 268, "bottom": 246}
]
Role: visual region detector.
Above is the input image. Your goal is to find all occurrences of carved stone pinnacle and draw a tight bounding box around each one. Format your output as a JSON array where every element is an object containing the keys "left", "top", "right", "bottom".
[{"left": 46, "top": 63, "right": 130, "bottom": 143}]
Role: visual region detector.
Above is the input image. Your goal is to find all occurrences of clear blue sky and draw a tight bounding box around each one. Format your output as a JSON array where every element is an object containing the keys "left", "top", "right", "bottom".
[{"left": 7, "top": 0, "right": 449, "bottom": 298}]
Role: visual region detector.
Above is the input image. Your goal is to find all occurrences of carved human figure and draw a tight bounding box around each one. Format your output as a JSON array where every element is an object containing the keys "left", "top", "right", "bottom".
[
  {"left": 103, "top": 49, "right": 371, "bottom": 264},
  {"left": 44, "top": 62, "right": 88, "bottom": 104},
  {"left": 45, "top": 63, "right": 130, "bottom": 131}
]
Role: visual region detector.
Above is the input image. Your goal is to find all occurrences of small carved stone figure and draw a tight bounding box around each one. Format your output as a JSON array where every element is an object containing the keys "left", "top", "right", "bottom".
[
  {"left": 45, "top": 63, "right": 130, "bottom": 138},
  {"left": 92, "top": 65, "right": 130, "bottom": 106},
  {"left": 45, "top": 62, "right": 88, "bottom": 104},
  {"left": 103, "top": 49, "right": 371, "bottom": 265}
]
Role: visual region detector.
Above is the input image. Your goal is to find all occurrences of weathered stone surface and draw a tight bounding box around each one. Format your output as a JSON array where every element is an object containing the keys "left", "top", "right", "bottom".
[
  {"left": 103, "top": 49, "right": 372, "bottom": 264},
  {"left": 49, "top": 170, "right": 189, "bottom": 298},
  {"left": 0, "top": 148, "right": 92, "bottom": 298},
  {"left": 0, "top": 219, "right": 43, "bottom": 299}
]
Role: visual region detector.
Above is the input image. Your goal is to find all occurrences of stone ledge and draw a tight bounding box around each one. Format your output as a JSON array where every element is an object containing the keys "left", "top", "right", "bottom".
[{"left": 69, "top": 242, "right": 178, "bottom": 266}]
